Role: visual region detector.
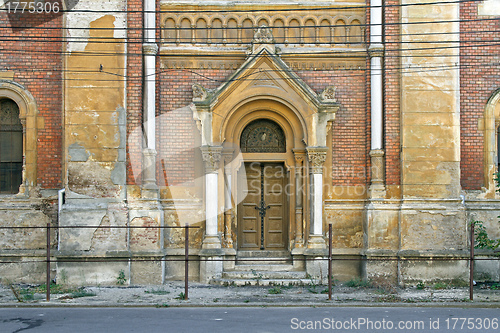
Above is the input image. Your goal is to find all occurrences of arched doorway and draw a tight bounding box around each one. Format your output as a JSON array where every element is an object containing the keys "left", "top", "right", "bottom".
[
  {"left": 237, "top": 119, "right": 288, "bottom": 250},
  {"left": 221, "top": 100, "right": 307, "bottom": 254}
]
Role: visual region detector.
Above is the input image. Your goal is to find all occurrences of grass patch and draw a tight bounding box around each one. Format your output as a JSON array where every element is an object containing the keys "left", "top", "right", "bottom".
[
  {"left": 345, "top": 278, "right": 371, "bottom": 288},
  {"left": 268, "top": 287, "right": 282, "bottom": 294},
  {"left": 12, "top": 283, "right": 95, "bottom": 301},
  {"left": 175, "top": 292, "right": 186, "bottom": 300},
  {"left": 155, "top": 303, "right": 170, "bottom": 308},
  {"left": 70, "top": 288, "right": 96, "bottom": 298},
  {"left": 145, "top": 289, "right": 170, "bottom": 295},
  {"left": 433, "top": 282, "right": 448, "bottom": 290}
]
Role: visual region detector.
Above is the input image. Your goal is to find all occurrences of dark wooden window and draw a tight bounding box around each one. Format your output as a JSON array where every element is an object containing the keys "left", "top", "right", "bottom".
[
  {"left": 240, "top": 119, "right": 285, "bottom": 153},
  {"left": 0, "top": 99, "right": 23, "bottom": 194}
]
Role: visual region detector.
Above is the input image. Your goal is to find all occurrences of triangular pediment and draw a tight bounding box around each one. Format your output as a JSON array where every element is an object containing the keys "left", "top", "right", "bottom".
[
  {"left": 250, "top": 71, "right": 285, "bottom": 90},
  {"left": 192, "top": 48, "right": 339, "bottom": 114},
  {"left": 192, "top": 47, "right": 339, "bottom": 147}
]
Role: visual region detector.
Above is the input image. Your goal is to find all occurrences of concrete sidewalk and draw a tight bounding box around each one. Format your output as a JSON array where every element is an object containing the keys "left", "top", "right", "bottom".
[{"left": 1, "top": 282, "right": 500, "bottom": 307}]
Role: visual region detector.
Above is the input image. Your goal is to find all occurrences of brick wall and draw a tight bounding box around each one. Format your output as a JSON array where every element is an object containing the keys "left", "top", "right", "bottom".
[
  {"left": 298, "top": 69, "right": 368, "bottom": 186},
  {"left": 384, "top": 0, "right": 401, "bottom": 187},
  {"left": 0, "top": 10, "right": 63, "bottom": 189},
  {"left": 157, "top": 67, "right": 368, "bottom": 186},
  {"left": 158, "top": 69, "right": 233, "bottom": 185},
  {"left": 460, "top": 2, "right": 500, "bottom": 190},
  {"left": 126, "top": 0, "right": 143, "bottom": 185}
]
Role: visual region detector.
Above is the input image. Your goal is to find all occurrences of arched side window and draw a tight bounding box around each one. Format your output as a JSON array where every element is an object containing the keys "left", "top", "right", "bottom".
[
  {"left": 0, "top": 99, "right": 23, "bottom": 193},
  {"left": 0, "top": 80, "right": 39, "bottom": 196},
  {"left": 240, "top": 119, "right": 286, "bottom": 153},
  {"left": 498, "top": 125, "right": 500, "bottom": 171},
  {"left": 483, "top": 88, "right": 500, "bottom": 196}
]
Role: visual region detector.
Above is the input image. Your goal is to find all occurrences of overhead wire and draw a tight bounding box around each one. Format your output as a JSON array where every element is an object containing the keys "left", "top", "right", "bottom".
[{"left": 0, "top": 0, "right": 497, "bottom": 83}]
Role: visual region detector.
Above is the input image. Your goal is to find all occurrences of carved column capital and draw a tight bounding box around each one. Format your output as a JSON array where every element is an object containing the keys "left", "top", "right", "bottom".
[
  {"left": 142, "top": 43, "right": 159, "bottom": 55},
  {"left": 222, "top": 152, "right": 234, "bottom": 174},
  {"left": 306, "top": 147, "right": 328, "bottom": 174},
  {"left": 293, "top": 149, "right": 305, "bottom": 165},
  {"left": 201, "top": 146, "right": 223, "bottom": 173},
  {"left": 368, "top": 44, "right": 384, "bottom": 58}
]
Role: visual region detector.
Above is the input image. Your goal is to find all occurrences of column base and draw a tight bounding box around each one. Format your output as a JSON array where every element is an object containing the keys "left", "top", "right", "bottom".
[
  {"left": 141, "top": 187, "right": 159, "bottom": 199},
  {"left": 304, "top": 254, "right": 328, "bottom": 284},
  {"left": 199, "top": 256, "right": 223, "bottom": 283},
  {"left": 368, "top": 184, "right": 386, "bottom": 199},
  {"left": 306, "top": 235, "right": 326, "bottom": 249},
  {"left": 201, "top": 235, "right": 222, "bottom": 250}
]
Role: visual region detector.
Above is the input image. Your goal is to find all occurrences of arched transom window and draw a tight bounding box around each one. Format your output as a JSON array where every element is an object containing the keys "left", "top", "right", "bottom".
[{"left": 240, "top": 119, "right": 286, "bottom": 153}]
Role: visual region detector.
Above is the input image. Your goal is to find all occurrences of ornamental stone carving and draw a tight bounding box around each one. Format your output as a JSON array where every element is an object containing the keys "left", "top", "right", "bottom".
[
  {"left": 253, "top": 25, "right": 275, "bottom": 44},
  {"left": 306, "top": 147, "right": 328, "bottom": 174},
  {"left": 201, "top": 146, "right": 223, "bottom": 173},
  {"left": 192, "top": 83, "right": 209, "bottom": 102},
  {"left": 319, "top": 86, "right": 337, "bottom": 103}
]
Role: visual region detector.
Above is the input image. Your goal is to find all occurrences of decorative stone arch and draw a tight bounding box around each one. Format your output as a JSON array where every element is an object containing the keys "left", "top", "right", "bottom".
[
  {"left": 482, "top": 88, "right": 500, "bottom": 197},
  {"left": 0, "top": 80, "right": 39, "bottom": 195}
]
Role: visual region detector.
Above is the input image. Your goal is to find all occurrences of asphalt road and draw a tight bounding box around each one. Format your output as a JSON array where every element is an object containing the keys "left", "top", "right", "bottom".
[{"left": 0, "top": 307, "right": 499, "bottom": 333}]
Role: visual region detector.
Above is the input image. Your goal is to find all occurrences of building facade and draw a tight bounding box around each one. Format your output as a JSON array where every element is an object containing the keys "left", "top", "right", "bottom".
[{"left": 0, "top": 0, "right": 499, "bottom": 285}]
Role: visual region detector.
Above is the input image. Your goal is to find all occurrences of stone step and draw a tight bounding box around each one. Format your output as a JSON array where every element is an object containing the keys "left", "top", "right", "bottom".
[
  {"left": 212, "top": 278, "right": 320, "bottom": 287},
  {"left": 237, "top": 250, "right": 291, "bottom": 259},
  {"left": 222, "top": 269, "right": 306, "bottom": 280},
  {"left": 235, "top": 258, "right": 292, "bottom": 265}
]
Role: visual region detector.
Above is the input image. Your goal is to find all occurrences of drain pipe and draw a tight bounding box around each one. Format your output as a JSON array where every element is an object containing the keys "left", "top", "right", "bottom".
[{"left": 57, "top": 188, "right": 65, "bottom": 251}]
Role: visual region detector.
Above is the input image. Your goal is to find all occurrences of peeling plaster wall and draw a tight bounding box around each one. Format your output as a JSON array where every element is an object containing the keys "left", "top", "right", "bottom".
[
  {"left": 65, "top": 0, "right": 127, "bottom": 200},
  {"left": 57, "top": 0, "right": 130, "bottom": 285},
  {"left": 401, "top": 1, "right": 461, "bottom": 199}
]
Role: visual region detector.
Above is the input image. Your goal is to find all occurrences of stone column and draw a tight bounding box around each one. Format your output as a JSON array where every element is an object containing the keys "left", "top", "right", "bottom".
[
  {"left": 293, "top": 151, "right": 305, "bottom": 248},
  {"left": 200, "top": 145, "right": 223, "bottom": 249},
  {"left": 368, "top": 47, "right": 386, "bottom": 198},
  {"left": 368, "top": 0, "right": 386, "bottom": 199},
  {"left": 304, "top": 147, "right": 328, "bottom": 283},
  {"left": 141, "top": 43, "right": 159, "bottom": 197},
  {"left": 199, "top": 146, "right": 224, "bottom": 283},
  {"left": 306, "top": 147, "right": 327, "bottom": 249},
  {"left": 223, "top": 153, "right": 234, "bottom": 248}
]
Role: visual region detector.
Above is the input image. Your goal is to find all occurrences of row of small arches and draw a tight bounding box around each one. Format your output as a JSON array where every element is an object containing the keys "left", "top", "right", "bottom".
[{"left": 162, "top": 15, "right": 365, "bottom": 45}]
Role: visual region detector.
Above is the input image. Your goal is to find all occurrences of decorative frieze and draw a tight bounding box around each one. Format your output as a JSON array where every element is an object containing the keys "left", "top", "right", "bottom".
[
  {"left": 160, "top": 10, "right": 365, "bottom": 48},
  {"left": 160, "top": 56, "right": 366, "bottom": 71}
]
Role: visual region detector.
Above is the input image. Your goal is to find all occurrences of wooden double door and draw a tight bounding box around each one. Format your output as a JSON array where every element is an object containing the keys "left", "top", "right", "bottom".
[{"left": 237, "top": 162, "right": 288, "bottom": 250}]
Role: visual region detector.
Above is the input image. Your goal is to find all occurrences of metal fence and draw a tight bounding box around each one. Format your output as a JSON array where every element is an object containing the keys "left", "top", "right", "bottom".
[{"left": 0, "top": 222, "right": 494, "bottom": 302}]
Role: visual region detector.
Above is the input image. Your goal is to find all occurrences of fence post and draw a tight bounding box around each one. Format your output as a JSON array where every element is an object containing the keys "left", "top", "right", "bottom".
[
  {"left": 470, "top": 222, "right": 475, "bottom": 301},
  {"left": 185, "top": 225, "right": 189, "bottom": 300},
  {"left": 46, "top": 222, "right": 50, "bottom": 302},
  {"left": 328, "top": 223, "right": 332, "bottom": 301}
]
